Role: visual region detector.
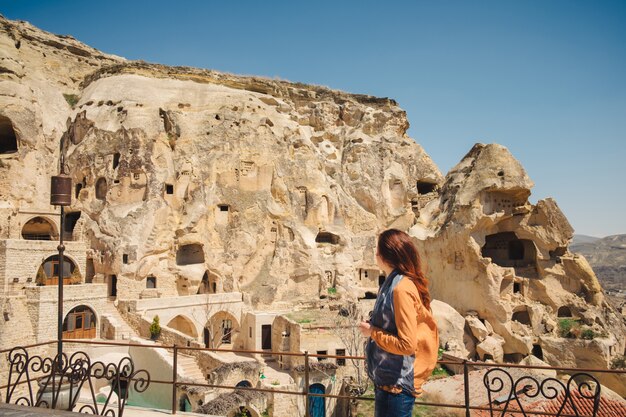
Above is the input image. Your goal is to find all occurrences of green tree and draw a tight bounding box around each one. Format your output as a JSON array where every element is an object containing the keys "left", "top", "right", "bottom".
[{"left": 150, "top": 315, "right": 161, "bottom": 339}]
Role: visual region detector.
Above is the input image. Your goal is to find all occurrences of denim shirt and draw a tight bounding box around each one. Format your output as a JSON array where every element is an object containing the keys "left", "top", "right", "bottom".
[{"left": 365, "top": 269, "right": 416, "bottom": 394}]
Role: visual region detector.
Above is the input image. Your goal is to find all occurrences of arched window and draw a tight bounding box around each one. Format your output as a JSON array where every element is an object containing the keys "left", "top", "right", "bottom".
[
  {"left": 22, "top": 217, "right": 56, "bottom": 240},
  {"left": 38, "top": 255, "right": 78, "bottom": 286},
  {"left": 63, "top": 305, "right": 96, "bottom": 339}
]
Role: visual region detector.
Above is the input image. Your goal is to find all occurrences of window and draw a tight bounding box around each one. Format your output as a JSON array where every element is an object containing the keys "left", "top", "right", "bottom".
[
  {"left": 165, "top": 184, "right": 174, "bottom": 195},
  {"left": 317, "top": 350, "right": 327, "bottom": 362},
  {"left": 112, "top": 153, "right": 120, "bottom": 169},
  {"left": 249, "top": 327, "right": 252, "bottom": 338},
  {"left": 133, "top": 173, "right": 140, "bottom": 180},
  {"left": 218, "top": 204, "right": 229, "bottom": 212},
  {"left": 336, "top": 349, "right": 346, "bottom": 366},
  {"left": 123, "top": 254, "right": 129, "bottom": 264},
  {"left": 221, "top": 319, "right": 233, "bottom": 344},
  {"left": 146, "top": 276, "right": 156, "bottom": 288}
]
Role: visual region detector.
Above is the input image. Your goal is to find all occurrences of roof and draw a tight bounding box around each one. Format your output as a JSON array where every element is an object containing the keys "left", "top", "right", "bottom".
[{"left": 540, "top": 390, "right": 626, "bottom": 417}]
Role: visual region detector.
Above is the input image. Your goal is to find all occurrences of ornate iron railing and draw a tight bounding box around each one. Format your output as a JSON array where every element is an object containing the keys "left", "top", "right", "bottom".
[
  {"left": 1, "top": 340, "right": 624, "bottom": 417},
  {"left": 483, "top": 368, "right": 602, "bottom": 417},
  {"left": 2, "top": 343, "right": 150, "bottom": 416}
]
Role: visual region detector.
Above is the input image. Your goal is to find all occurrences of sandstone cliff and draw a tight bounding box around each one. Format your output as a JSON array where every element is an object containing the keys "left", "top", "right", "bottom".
[{"left": 1, "top": 15, "right": 624, "bottom": 395}]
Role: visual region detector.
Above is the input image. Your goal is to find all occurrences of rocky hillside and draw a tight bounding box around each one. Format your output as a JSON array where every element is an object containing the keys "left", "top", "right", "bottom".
[
  {"left": 572, "top": 234, "right": 626, "bottom": 291},
  {"left": 1, "top": 14, "right": 625, "bottom": 395}
]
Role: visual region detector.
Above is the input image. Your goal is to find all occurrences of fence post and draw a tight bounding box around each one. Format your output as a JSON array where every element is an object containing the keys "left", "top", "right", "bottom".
[
  {"left": 463, "top": 360, "right": 470, "bottom": 417},
  {"left": 304, "top": 350, "right": 310, "bottom": 417},
  {"left": 172, "top": 344, "right": 178, "bottom": 415}
]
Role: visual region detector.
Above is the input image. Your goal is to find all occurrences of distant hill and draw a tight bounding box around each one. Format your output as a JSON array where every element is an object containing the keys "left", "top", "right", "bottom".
[
  {"left": 571, "top": 234, "right": 626, "bottom": 291},
  {"left": 571, "top": 234, "right": 601, "bottom": 246}
]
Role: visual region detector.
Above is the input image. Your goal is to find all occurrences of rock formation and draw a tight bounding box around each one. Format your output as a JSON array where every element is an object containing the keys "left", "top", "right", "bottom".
[
  {"left": 1, "top": 14, "right": 624, "bottom": 400},
  {"left": 414, "top": 143, "right": 626, "bottom": 394}
]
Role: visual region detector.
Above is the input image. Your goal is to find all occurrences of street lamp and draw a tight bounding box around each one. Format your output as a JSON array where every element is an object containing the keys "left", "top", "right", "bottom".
[{"left": 50, "top": 148, "right": 72, "bottom": 362}]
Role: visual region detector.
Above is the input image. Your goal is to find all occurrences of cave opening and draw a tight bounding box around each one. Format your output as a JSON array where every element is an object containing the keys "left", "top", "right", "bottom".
[
  {"left": 557, "top": 306, "right": 572, "bottom": 318},
  {"left": 512, "top": 309, "right": 531, "bottom": 325},
  {"left": 482, "top": 232, "right": 538, "bottom": 277},
  {"left": 176, "top": 244, "right": 205, "bottom": 265},
  {"left": 416, "top": 181, "right": 437, "bottom": 195},
  {"left": 532, "top": 344, "right": 544, "bottom": 360},
  {"left": 0, "top": 115, "right": 18, "bottom": 154},
  {"left": 95, "top": 178, "right": 107, "bottom": 200},
  {"left": 316, "top": 231, "right": 339, "bottom": 244}
]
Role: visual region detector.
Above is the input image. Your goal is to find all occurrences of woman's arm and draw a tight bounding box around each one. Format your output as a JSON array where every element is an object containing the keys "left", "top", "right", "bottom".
[{"left": 370, "top": 279, "right": 420, "bottom": 355}]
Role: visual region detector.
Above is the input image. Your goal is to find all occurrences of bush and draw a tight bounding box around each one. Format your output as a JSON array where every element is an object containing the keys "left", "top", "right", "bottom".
[
  {"left": 63, "top": 93, "right": 79, "bottom": 107},
  {"left": 610, "top": 355, "right": 626, "bottom": 370},
  {"left": 581, "top": 328, "right": 594, "bottom": 339},
  {"left": 149, "top": 315, "right": 161, "bottom": 339},
  {"left": 558, "top": 319, "right": 579, "bottom": 338},
  {"left": 327, "top": 287, "right": 337, "bottom": 295}
]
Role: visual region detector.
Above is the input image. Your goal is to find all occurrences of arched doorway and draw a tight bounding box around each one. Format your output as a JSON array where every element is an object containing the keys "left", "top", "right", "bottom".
[
  {"left": 37, "top": 255, "right": 78, "bottom": 286},
  {"left": 63, "top": 305, "right": 96, "bottom": 339},
  {"left": 166, "top": 315, "right": 198, "bottom": 338},
  {"left": 178, "top": 394, "right": 192, "bottom": 412},
  {"left": 22, "top": 217, "right": 57, "bottom": 240},
  {"left": 309, "top": 383, "right": 326, "bottom": 417},
  {"left": 236, "top": 380, "right": 252, "bottom": 388}
]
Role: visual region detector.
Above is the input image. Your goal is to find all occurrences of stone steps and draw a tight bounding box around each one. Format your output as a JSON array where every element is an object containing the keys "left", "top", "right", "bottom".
[
  {"left": 177, "top": 354, "right": 206, "bottom": 381},
  {"left": 101, "top": 301, "right": 139, "bottom": 341}
]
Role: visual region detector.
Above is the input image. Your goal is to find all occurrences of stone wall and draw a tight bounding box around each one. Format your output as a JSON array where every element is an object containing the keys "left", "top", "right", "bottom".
[
  {"left": 0, "top": 239, "right": 87, "bottom": 294},
  {"left": 24, "top": 283, "right": 107, "bottom": 342}
]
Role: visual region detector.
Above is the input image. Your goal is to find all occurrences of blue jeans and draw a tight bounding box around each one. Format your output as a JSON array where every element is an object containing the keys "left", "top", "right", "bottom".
[{"left": 374, "top": 388, "right": 415, "bottom": 417}]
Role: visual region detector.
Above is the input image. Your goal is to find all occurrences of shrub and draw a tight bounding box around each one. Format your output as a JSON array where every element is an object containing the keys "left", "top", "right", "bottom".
[
  {"left": 63, "top": 93, "right": 79, "bottom": 107},
  {"left": 149, "top": 315, "right": 161, "bottom": 339},
  {"left": 558, "top": 319, "right": 578, "bottom": 338},
  {"left": 327, "top": 287, "right": 337, "bottom": 295},
  {"left": 581, "top": 329, "right": 594, "bottom": 339},
  {"left": 610, "top": 355, "right": 626, "bottom": 370}
]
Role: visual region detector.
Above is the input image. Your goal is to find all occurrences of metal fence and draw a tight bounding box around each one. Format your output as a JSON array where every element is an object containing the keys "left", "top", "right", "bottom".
[{"left": 1, "top": 340, "right": 624, "bottom": 417}]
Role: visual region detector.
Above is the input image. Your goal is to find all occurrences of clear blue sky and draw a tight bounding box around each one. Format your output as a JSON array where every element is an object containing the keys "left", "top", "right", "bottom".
[{"left": 2, "top": 1, "right": 625, "bottom": 237}]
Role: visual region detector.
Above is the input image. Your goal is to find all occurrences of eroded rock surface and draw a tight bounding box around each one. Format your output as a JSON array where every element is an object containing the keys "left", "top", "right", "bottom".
[{"left": 1, "top": 15, "right": 624, "bottom": 396}]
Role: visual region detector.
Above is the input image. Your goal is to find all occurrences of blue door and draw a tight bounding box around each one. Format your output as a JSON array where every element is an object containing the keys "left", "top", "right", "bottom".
[{"left": 309, "top": 384, "right": 325, "bottom": 417}]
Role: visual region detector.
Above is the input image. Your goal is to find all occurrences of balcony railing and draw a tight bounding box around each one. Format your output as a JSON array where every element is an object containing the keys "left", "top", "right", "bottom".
[{"left": 1, "top": 340, "right": 624, "bottom": 417}]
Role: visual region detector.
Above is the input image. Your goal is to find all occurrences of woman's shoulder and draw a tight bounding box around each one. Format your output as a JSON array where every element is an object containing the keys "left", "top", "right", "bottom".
[{"left": 394, "top": 274, "right": 421, "bottom": 296}]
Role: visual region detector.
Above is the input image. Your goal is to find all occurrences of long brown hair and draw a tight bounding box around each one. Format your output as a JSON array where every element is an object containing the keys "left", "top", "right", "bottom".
[{"left": 377, "top": 229, "right": 431, "bottom": 311}]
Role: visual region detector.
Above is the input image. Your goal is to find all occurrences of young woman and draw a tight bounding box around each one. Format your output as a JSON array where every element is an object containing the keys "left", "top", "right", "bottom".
[{"left": 359, "top": 229, "right": 439, "bottom": 417}]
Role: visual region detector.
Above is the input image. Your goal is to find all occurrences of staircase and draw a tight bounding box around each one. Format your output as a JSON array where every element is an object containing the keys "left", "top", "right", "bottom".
[
  {"left": 101, "top": 301, "right": 139, "bottom": 341},
  {"left": 178, "top": 353, "right": 207, "bottom": 382}
]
